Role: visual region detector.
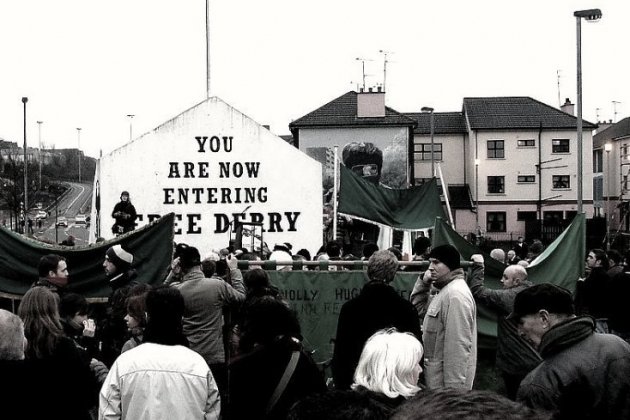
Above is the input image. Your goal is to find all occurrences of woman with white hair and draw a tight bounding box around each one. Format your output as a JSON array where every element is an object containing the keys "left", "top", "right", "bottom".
[{"left": 352, "top": 328, "right": 423, "bottom": 412}]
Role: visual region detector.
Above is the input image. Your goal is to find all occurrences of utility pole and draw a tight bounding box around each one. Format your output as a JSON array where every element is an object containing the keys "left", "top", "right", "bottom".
[
  {"left": 37, "top": 121, "right": 43, "bottom": 190},
  {"left": 22, "top": 97, "right": 28, "bottom": 221},
  {"left": 127, "top": 114, "right": 135, "bottom": 141},
  {"left": 77, "top": 128, "right": 82, "bottom": 183}
]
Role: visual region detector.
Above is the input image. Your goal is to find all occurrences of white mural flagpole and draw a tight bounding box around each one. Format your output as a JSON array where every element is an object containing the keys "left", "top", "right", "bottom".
[{"left": 333, "top": 145, "right": 339, "bottom": 240}]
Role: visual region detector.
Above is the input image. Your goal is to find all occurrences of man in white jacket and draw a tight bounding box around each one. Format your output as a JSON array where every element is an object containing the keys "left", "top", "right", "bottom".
[
  {"left": 410, "top": 244, "right": 477, "bottom": 389},
  {"left": 99, "top": 286, "right": 220, "bottom": 420}
]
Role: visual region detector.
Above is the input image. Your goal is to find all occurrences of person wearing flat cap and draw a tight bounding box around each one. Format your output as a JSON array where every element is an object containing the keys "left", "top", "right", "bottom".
[
  {"left": 512, "top": 283, "right": 630, "bottom": 420},
  {"left": 410, "top": 244, "right": 477, "bottom": 390}
]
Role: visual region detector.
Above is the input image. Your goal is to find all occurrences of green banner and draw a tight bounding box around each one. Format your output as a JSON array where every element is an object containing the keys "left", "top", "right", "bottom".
[
  {"left": 338, "top": 164, "right": 446, "bottom": 230},
  {"left": 267, "top": 270, "right": 418, "bottom": 364},
  {"left": 0, "top": 213, "right": 175, "bottom": 298}
]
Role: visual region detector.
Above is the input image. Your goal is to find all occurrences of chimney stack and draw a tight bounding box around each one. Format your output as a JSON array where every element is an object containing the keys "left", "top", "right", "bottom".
[
  {"left": 357, "top": 88, "right": 385, "bottom": 118},
  {"left": 560, "top": 98, "right": 575, "bottom": 116}
]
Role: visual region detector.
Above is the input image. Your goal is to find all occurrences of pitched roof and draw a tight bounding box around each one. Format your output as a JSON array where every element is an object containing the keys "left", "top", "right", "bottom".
[
  {"left": 593, "top": 116, "right": 630, "bottom": 147},
  {"left": 405, "top": 112, "right": 467, "bottom": 135},
  {"left": 463, "top": 97, "right": 597, "bottom": 130},
  {"left": 289, "top": 91, "right": 416, "bottom": 131}
]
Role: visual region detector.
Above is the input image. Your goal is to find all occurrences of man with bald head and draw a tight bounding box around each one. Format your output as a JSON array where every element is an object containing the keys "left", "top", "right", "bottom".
[{"left": 468, "top": 255, "right": 541, "bottom": 399}]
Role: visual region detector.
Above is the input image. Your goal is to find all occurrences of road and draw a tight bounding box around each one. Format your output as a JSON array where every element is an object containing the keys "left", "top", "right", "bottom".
[{"left": 33, "top": 182, "right": 93, "bottom": 245}]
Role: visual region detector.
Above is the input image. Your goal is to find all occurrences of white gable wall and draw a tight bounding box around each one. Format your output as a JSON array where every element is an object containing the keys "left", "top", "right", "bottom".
[{"left": 92, "top": 97, "right": 323, "bottom": 256}]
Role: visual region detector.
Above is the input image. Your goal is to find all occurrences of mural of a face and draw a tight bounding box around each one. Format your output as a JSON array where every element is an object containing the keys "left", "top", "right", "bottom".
[{"left": 341, "top": 142, "right": 383, "bottom": 184}]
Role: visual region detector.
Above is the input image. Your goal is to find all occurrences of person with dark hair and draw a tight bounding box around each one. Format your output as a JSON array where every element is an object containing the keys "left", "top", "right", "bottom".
[
  {"left": 296, "top": 248, "right": 311, "bottom": 261},
  {"left": 410, "top": 244, "right": 477, "bottom": 389},
  {"left": 512, "top": 283, "right": 630, "bottom": 420},
  {"left": 34, "top": 254, "right": 69, "bottom": 295},
  {"left": 407, "top": 236, "right": 432, "bottom": 272},
  {"left": 391, "top": 388, "right": 551, "bottom": 420},
  {"left": 332, "top": 250, "right": 421, "bottom": 390},
  {"left": 466, "top": 255, "right": 540, "bottom": 399},
  {"left": 19, "top": 287, "right": 97, "bottom": 420},
  {"left": 606, "top": 249, "right": 624, "bottom": 277},
  {"left": 287, "top": 389, "right": 391, "bottom": 420},
  {"left": 362, "top": 242, "right": 379, "bottom": 260},
  {"left": 99, "top": 286, "right": 220, "bottom": 419},
  {"left": 513, "top": 236, "right": 529, "bottom": 261},
  {"left": 172, "top": 245, "right": 245, "bottom": 401},
  {"left": 575, "top": 248, "right": 611, "bottom": 333},
  {"left": 228, "top": 296, "right": 326, "bottom": 420},
  {"left": 111, "top": 190, "right": 137, "bottom": 235},
  {"left": 120, "top": 291, "right": 148, "bottom": 353}
]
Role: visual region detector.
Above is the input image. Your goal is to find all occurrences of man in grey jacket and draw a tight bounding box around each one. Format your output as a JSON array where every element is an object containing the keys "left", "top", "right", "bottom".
[
  {"left": 468, "top": 255, "right": 541, "bottom": 399},
  {"left": 172, "top": 245, "right": 245, "bottom": 400},
  {"left": 411, "top": 244, "right": 477, "bottom": 389}
]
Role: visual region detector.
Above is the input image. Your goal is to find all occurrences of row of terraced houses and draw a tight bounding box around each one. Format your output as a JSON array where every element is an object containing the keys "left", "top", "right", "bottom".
[{"left": 287, "top": 89, "right": 630, "bottom": 245}]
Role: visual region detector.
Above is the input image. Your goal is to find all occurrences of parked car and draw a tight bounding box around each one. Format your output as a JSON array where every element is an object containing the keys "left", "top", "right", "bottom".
[
  {"left": 35, "top": 210, "right": 48, "bottom": 220},
  {"left": 75, "top": 214, "right": 87, "bottom": 226},
  {"left": 56, "top": 217, "right": 68, "bottom": 227}
]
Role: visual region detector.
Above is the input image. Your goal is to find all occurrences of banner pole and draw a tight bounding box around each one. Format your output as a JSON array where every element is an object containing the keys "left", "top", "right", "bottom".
[
  {"left": 333, "top": 146, "right": 339, "bottom": 240},
  {"left": 437, "top": 163, "right": 454, "bottom": 225}
]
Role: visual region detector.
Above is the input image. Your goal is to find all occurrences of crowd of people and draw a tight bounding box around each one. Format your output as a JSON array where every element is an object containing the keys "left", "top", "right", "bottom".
[{"left": 1, "top": 233, "right": 630, "bottom": 420}]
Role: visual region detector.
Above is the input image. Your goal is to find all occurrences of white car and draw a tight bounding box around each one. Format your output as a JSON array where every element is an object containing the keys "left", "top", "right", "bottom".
[
  {"left": 56, "top": 217, "right": 68, "bottom": 227},
  {"left": 36, "top": 210, "right": 48, "bottom": 220}
]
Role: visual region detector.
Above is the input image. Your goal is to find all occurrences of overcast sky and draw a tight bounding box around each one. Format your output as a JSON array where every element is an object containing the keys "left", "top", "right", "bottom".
[{"left": 0, "top": 0, "right": 627, "bottom": 158}]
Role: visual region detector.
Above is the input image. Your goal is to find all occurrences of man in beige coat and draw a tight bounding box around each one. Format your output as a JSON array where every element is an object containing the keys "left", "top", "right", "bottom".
[{"left": 410, "top": 244, "right": 477, "bottom": 389}]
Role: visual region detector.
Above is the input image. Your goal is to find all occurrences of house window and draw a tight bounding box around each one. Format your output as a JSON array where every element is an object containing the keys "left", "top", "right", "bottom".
[
  {"left": 544, "top": 211, "right": 563, "bottom": 224},
  {"left": 517, "top": 211, "right": 537, "bottom": 221},
  {"left": 517, "top": 139, "right": 535, "bottom": 147},
  {"left": 488, "top": 176, "right": 505, "bottom": 193},
  {"left": 517, "top": 175, "right": 536, "bottom": 183},
  {"left": 593, "top": 150, "right": 603, "bottom": 173},
  {"left": 414, "top": 143, "right": 443, "bottom": 161},
  {"left": 487, "top": 140, "right": 505, "bottom": 158},
  {"left": 487, "top": 212, "right": 506, "bottom": 232},
  {"left": 552, "top": 175, "right": 570, "bottom": 189},
  {"left": 552, "top": 139, "right": 570, "bottom": 153}
]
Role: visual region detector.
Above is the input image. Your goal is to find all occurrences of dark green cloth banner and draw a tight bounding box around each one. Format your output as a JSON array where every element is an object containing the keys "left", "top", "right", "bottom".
[
  {"left": 0, "top": 213, "right": 174, "bottom": 298},
  {"left": 267, "top": 270, "right": 419, "bottom": 364},
  {"left": 338, "top": 164, "right": 446, "bottom": 230},
  {"left": 269, "top": 215, "right": 585, "bottom": 364}
]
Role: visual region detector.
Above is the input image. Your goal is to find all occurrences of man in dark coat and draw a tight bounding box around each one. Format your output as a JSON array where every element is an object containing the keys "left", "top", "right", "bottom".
[
  {"left": 467, "top": 256, "right": 541, "bottom": 399},
  {"left": 98, "top": 244, "right": 137, "bottom": 367},
  {"left": 574, "top": 248, "right": 611, "bottom": 333},
  {"left": 513, "top": 283, "right": 630, "bottom": 420},
  {"left": 111, "top": 190, "right": 137, "bottom": 235},
  {"left": 513, "top": 236, "right": 528, "bottom": 260},
  {"left": 332, "top": 250, "right": 421, "bottom": 390}
]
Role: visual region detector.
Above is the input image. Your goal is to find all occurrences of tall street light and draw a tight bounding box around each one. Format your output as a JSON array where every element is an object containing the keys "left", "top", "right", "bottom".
[
  {"left": 37, "top": 121, "right": 43, "bottom": 190},
  {"left": 76, "top": 128, "right": 82, "bottom": 183},
  {"left": 574, "top": 8, "right": 602, "bottom": 214},
  {"left": 475, "top": 158, "right": 480, "bottom": 238},
  {"left": 127, "top": 114, "right": 135, "bottom": 141},
  {"left": 22, "top": 97, "right": 28, "bottom": 220},
  {"left": 605, "top": 142, "right": 612, "bottom": 249},
  {"left": 421, "top": 107, "right": 435, "bottom": 177}
]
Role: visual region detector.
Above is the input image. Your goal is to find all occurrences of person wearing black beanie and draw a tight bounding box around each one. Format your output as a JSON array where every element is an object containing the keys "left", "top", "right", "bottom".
[{"left": 410, "top": 243, "right": 477, "bottom": 390}]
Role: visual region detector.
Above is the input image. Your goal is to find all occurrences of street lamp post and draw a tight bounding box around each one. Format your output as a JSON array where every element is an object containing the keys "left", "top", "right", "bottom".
[
  {"left": 605, "top": 142, "right": 612, "bottom": 249},
  {"left": 76, "top": 128, "right": 82, "bottom": 183},
  {"left": 475, "top": 158, "right": 480, "bottom": 238},
  {"left": 37, "top": 121, "right": 43, "bottom": 190},
  {"left": 22, "top": 97, "right": 28, "bottom": 222},
  {"left": 127, "top": 114, "right": 135, "bottom": 141},
  {"left": 574, "top": 8, "right": 602, "bottom": 214},
  {"left": 421, "top": 107, "right": 435, "bottom": 177}
]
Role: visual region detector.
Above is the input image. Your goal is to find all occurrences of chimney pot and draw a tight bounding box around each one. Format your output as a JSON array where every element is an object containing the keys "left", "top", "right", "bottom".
[{"left": 368, "top": 87, "right": 373, "bottom": 92}]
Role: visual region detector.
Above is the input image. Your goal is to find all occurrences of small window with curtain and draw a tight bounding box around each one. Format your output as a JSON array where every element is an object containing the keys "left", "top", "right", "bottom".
[
  {"left": 488, "top": 176, "right": 505, "bottom": 194},
  {"left": 487, "top": 212, "right": 506, "bottom": 232},
  {"left": 552, "top": 139, "right": 570, "bottom": 153},
  {"left": 552, "top": 175, "right": 570, "bottom": 189}
]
